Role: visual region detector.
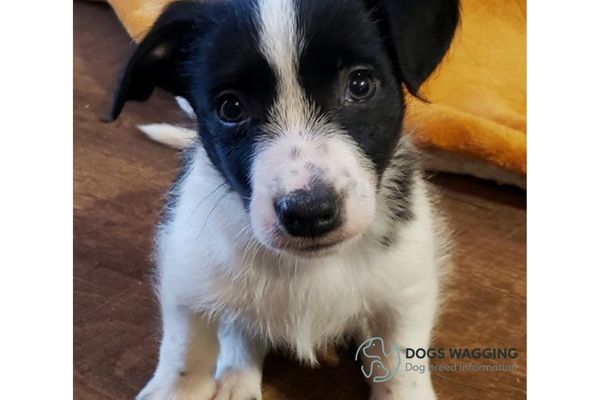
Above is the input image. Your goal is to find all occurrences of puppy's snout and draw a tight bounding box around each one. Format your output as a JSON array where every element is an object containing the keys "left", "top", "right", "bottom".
[{"left": 274, "top": 187, "right": 341, "bottom": 238}]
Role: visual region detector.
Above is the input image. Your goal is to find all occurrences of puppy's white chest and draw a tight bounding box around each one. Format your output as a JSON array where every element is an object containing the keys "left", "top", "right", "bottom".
[{"left": 204, "top": 251, "right": 374, "bottom": 361}]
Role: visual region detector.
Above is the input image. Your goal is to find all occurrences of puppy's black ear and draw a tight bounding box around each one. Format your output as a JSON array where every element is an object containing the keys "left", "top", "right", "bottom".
[
  {"left": 107, "top": 1, "right": 205, "bottom": 121},
  {"left": 371, "top": 0, "right": 460, "bottom": 96}
]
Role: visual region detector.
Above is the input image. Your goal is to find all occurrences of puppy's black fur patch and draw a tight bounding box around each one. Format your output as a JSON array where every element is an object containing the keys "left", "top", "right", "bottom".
[{"left": 297, "top": 0, "right": 404, "bottom": 178}]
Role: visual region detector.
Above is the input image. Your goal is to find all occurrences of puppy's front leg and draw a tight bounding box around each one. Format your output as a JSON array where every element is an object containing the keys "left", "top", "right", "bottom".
[
  {"left": 361, "top": 282, "right": 439, "bottom": 400},
  {"left": 213, "top": 321, "right": 267, "bottom": 400},
  {"left": 137, "top": 297, "right": 219, "bottom": 400}
]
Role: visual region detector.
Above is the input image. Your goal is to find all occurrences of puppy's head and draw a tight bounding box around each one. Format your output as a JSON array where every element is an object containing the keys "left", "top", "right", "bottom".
[{"left": 110, "top": 0, "right": 459, "bottom": 257}]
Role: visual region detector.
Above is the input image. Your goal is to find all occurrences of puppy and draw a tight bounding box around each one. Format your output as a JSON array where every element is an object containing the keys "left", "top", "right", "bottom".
[{"left": 108, "top": 0, "right": 459, "bottom": 399}]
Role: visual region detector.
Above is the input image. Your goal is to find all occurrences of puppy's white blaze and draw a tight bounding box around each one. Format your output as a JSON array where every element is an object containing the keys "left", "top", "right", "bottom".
[
  {"left": 257, "top": 0, "right": 311, "bottom": 133},
  {"left": 252, "top": 0, "right": 379, "bottom": 252}
]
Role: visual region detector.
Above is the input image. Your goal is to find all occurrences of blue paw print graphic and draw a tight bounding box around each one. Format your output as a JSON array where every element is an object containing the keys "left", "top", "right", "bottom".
[{"left": 355, "top": 337, "right": 401, "bottom": 383}]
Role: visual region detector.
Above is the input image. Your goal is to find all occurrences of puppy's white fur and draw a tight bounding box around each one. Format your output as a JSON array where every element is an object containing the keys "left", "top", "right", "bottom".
[
  {"left": 137, "top": 1, "right": 450, "bottom": 399},
  {"left": 138, "top": 139, "right": 448, "bottom": 400}
]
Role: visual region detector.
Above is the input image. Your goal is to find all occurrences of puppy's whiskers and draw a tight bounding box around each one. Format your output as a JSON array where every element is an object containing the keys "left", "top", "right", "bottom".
[
  {"left": 186, "top": 181, "right": 228, "bottom": 224},
  {"left": 195, "top": 188, "right": 230, "bottom": 239}
]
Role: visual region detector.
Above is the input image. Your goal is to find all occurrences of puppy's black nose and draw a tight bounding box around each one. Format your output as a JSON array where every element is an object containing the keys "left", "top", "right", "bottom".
[{"left": 274, "top": 187, "right": 341, "bottom": 237}]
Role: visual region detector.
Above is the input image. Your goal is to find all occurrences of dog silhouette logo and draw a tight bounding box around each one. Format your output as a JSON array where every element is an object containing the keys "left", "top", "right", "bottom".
[{"left": 355, "top": 337, "right": 401, "bottom": 383}]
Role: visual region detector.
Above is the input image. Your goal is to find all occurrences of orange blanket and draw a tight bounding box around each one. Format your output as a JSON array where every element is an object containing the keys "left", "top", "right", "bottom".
[{"left": 108, "top": 0, "right": 527, "bottom": 187}]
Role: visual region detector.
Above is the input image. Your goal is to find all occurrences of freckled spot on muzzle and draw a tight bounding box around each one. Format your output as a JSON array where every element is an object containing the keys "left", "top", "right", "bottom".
[
  {"left": 304, "top": 162, "right": 323, "bottom": 176},
  {"left": 290, "top": 146, "right": 301, "bottom": 160}
]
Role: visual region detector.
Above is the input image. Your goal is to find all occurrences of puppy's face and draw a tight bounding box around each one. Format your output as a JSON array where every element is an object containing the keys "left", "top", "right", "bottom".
[{"left": 110, "top": 0, "right": 459, "bottom": 257}]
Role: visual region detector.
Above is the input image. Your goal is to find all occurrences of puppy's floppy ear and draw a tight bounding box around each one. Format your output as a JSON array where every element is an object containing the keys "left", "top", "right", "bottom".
[
  {"left": 370, "top": 0, "right": 460, "bottom": 96},
  {"left": 107, "top": 1, "right": 206, "bottom": 121}
]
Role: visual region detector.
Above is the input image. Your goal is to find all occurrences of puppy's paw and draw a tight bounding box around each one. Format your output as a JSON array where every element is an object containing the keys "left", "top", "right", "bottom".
[
  {"left": 213, "top": 369, "right": 262, "bottom": 400},
  {"left": 370, "top": 379, "right": 436, "bottom": 400},
  {"left": 136, "top": 373, "right": 217, "bottom": 400},
  {"left": 399, "top": 383, "right": 436, "bottom": 400}
]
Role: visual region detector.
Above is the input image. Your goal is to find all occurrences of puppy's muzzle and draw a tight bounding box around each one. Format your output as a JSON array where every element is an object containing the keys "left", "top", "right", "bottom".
[{"left": 274, "top": 186, "right": 341, "bottom": 238}]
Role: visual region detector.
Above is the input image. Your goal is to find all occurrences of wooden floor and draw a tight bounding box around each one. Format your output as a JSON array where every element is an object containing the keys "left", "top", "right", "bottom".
[{"left": 73, "top": 2, "right": 526, "bottom": 399}]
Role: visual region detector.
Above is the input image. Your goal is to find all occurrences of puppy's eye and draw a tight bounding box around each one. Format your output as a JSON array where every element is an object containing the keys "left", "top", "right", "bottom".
[
  {"left": 216, "top": 93, "right": 246, "bottom": 123},
  {"left": 345, "top": 69, "right": 376, "bottom": 102}
]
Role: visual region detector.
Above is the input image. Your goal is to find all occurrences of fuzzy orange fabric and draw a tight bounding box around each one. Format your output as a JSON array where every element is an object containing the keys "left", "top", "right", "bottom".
[
  {"left": 406, "top": 0, "right": 526, "bottom": 187},
  {"left": 107, "top": 0, "right": 173, "bottom": 41},
  {"left": 108, "top": 0, "right": 527, "bottom": 187}
]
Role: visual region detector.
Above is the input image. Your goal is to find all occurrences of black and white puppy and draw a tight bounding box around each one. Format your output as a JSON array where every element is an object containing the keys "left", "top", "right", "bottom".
[{"left": 109, "top": 0, "right": 459, "bottom": 399}]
